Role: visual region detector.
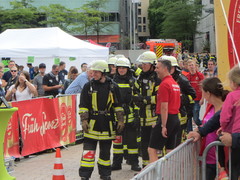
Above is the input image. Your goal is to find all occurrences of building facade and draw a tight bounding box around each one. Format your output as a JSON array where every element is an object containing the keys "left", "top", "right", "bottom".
[{"left": 194, "top": 0, "right": 216, "bottom": 53}]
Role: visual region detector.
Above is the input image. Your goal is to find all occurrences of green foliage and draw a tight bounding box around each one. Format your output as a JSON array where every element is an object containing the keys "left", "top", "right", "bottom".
[{"left": 148, "top": 0, "right": 202, "bottom": 50}]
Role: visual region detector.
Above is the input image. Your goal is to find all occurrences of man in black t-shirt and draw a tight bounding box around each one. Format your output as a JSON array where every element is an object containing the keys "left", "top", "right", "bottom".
[
  {"left": 42, "top": 64, "right": 62, "bottom": 97},
  {"left": 58, "top": 61, "right": 68, "bottom": 83}
]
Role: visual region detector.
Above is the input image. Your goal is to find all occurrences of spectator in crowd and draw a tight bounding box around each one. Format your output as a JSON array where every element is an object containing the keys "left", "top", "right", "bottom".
[
  {"left": 2, "top": 60, "right": 15, "bottom": 87},
  {"left": 5, "top": 66, "right": 19, "bottom": 93},
  {"left": 5, "top": 71, "right": 37, "bottom": 101},
  {"left": 58, "top": 61, "right": 68, "bottom": 83},
  {"left": 182, "top": 50, "right": 189, "bottom": 60},
  {"left": 33, "top": 63, "right": 46, "bottom": 97},
  {"left": 187, "top": 77, "right": 228, "bottom": 180},
  {"left": 67, "top": 66, "right": 77, "bottom": 79},
  {"left": 181, "top": 60, "right": 189, "bottom": 76},
  {"left": 219, "top": 64, "right": 240, "bottom": 180},
  {"left": 42, "top": 64, "right": 62, "bottom": 97},
  {"left": 18, "top": 65, "right": 24, "bottom": 73},
  {"left": 186, "top": 60, "right": 204, "bottom": 127},
  {"left": 33, "top": 66, "right": 39, "bottom": 78},
  {"left": 65, "top": 67, "right": 93, "bottom": 94},
  {"left": 62, "top": 67, "right": 78, "bottom": 94},
  {"left": 27, "top": 63, "right": 34, "bottom": 80},
  {"left": 203, "top": 60, "right": 217, "bottom": 78},
  {"left": 81, "top": 63, "right": 88, "bottom": 73},
  {"left": 0, "top": 66, "right": 5, "bottom": 96},
  {"left": 148, "top": 59, "right": 180, "bottom": 163}
]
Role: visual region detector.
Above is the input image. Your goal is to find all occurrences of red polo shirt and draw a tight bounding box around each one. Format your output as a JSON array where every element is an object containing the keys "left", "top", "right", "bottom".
[
  {"left": 186, "top": 71, "right": 204, "bottom": 101},
  {"left": 156, "top": 75, "right": 180, "bottom": 114}
]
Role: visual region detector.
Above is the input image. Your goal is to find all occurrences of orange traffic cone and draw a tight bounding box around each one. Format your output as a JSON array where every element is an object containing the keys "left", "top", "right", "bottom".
[{"left": 52, "top": 148, "right": 65, "bottom": 180}]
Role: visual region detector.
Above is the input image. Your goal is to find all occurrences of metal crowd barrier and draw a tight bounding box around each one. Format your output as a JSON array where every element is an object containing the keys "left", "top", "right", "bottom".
[
  {"left": 132, "top": 138, "right": 201, "bottom": 180},
  {"left": 199, "top": 141, "right": 231, "bottom": 180}
]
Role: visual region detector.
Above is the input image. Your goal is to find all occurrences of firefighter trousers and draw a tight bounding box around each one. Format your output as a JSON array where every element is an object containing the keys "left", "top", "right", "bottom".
[
  {"left": 112, "top": 124, "right": 139, "bottom": 166},
  {"left": 141, "top": 126, "right": 152, "bottom": 167},
  {"left": 79, "top": 137, "right": 112, "bottom": 178}
]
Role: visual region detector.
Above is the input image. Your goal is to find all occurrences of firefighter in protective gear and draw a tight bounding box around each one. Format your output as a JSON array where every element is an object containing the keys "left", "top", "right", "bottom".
[
  {"left": 132, "top": 51, "right": 160, "bottom": 167},
  {"left": 111, "top": 58, "right": 141, "bottom": 171},
  {"left": 79, "top": 60, "right": 124, "bottom": 180},
  {"left": 160, "top": 56, "right": 196, "bottom": 145},
  {"left": 107, "top": 56, "right": 118, "bottom": 79}
]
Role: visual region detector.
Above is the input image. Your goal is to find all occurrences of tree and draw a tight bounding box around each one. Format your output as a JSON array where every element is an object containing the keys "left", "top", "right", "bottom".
[
  {"left": 39, "top": 4, "right": 75, "bottom": 32},
  {"left": 0, "top": 0, "right": 43, "bottom": 32},
  {"left": 148, "top": 0, "right": 202, "bottom": 51}
]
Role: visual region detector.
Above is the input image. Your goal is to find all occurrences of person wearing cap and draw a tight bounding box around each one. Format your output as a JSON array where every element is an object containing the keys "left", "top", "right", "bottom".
[
  {"left": 78, "top": 60, "right": 124, "bottom": 180},
  {"left": 111, "top": 58, "right": 141, "bottom": 171},
  {"left": 148, "top": 58, "right": 181, "bottom": 163},
  {"left": 33, "top": 63, "right": 46, "bottom": 97},
  {"left": 161, "top": 56, "right": 196, "bottom": 145},
  {"left": 132, "top": 51, "right": 160, "bottom": 168}
]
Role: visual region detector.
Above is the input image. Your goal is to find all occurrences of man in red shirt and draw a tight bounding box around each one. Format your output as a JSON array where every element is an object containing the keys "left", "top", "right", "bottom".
[
  {"left": 148, "top": 58, "right": 181, "bottom": 163},
  {"left": 186, "top": 60, "right": 204, "bottom": 129}
]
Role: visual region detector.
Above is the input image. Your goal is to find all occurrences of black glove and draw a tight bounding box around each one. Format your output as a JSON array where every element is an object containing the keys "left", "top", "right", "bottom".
[
  {"left": 82, "top": 120, "right": 89, "bottom": 133},
  {"left": 132, "top": 95, "right": 144, "bottom": 103}
]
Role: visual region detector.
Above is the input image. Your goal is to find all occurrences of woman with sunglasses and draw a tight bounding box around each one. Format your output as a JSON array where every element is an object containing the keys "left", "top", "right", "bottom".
[
  {"left": 4, "top": 66, "right": 19, "bottom": 93},
  {"left": 5, "top": 70, "right": 37, "bottom": 101}
]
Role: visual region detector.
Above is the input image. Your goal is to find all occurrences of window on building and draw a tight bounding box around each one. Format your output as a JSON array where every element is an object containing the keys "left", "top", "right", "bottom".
[
  {"left": 102, "top": 13, "right": 120, "bottom": 22},
  {"left": 138, "top": 9, "right": 141, "bottom": 15},
  {"left": 210, "top": 0, "right": 214, "bottom": 4},
  {"left": 143, "top": 17, "right": 146, "bottom": 24},
  {"left": 138, "top": 17, "right": 141, "bottom": 24},
  {"left": 143, "top": 25, "right": 146, "bottom": 32},
  {"left": 138, "top": 2, "right": 141, "bottom": 6},
  {"left": 138, "top": 25, "right": 142, "bottom": 32}
]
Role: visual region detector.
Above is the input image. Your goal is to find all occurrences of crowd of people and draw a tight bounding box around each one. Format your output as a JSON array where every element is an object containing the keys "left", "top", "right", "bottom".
[{"left": 0, "top": 50, "right": 239, "bottom": 180}]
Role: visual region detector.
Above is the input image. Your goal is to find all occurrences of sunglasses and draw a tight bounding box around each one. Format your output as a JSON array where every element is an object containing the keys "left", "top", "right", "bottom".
[{"left": 11, "top": 70, "right": 17, "bottom": 72}]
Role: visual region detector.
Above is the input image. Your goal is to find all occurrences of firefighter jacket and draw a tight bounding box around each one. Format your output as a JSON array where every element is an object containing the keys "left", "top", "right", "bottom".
[
  {"left": 172, "top": 71, "right": 196, "bottom": 125},
  {"left": 113, "top": 73, "right": 139, "bottom": 124},
  {"left": 133, "top": 70, "right": 160, "bottom": 126},
  {"left": 79, "top": 77, "right": 123, "bottom": 140}
]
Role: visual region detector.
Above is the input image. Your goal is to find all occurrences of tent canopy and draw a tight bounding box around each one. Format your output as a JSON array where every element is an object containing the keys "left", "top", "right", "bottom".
[{"left": 0, "top": 27, "right": 109, "bottom": 58}]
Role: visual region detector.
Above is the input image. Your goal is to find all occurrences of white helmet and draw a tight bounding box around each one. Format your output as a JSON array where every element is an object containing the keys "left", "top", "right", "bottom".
[
  {"left": 115, "top": 58, "right": 131, "bottom": 68},
  {"left": 90, "top": 60, "right": 109, "bottom": 72},
  {"left": 108, "top": 56, "right": 118, "bottom": 65},
  {"left": 115, "top": 54, "right": 126, "bottom": 59},
  {"left": 137, "top": 51, "right": 157, "bottom": 64},
  {"left": 159, "top": 55, "right": 179, "bottom": 67}
]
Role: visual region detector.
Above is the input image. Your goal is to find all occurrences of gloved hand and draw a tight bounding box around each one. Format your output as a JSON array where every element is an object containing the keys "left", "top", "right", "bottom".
[
  {"left": 117, "top": 121, "right": 125, "bottom": 133},
  {"left": 82, "top": 120, "right": 89, "bottom": 133},
  {"left": 143, "top": 96, "right": 151, "bottom": 104}
]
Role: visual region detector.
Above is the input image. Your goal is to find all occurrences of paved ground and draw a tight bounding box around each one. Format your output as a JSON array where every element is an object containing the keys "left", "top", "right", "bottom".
[{"left": 11, "top": 143, "right": 137, "bottom": 180}]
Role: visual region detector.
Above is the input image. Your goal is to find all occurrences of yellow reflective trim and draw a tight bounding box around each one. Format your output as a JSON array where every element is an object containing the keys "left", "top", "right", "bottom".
[
  {"left": 142, "top": 160, "right": 149, "bottom": 166},
  {"left": 79, "top": 108, "right": 89, "bottom": 114},
  {"left": 113, "top": 149, "right": 124, "bottom": 154},
  {"left": 128, "top": 149, "right": 138, "bottom": 154},
  {"left": 98, "top": 158, "right": 111, "bottom": 166},
  {"left": 118, "top": 84, "right": 130, "bottom": 88},
  {"left": 92, "top": 92, "right": 98, "bottom": 111},
  {"left": 151, "top": 96, "right": 156, "bottom": 104},
  {"left": 135, "top": 68, "right": 142, "bottom": 76},
  {"left": 84, "top": 133, "right": 115, "bottom": 140},
  {"left": 81, "top": 161, "right": 95, "bottom": 167},
  {"left": 123, "top": 145, "right": 127, "bottom": 150},
  {"left": 188, "top": 95, "right": 194, "bottom": 103},
  {"left": 115, "top": 107, "right": 123, "bottom": 112},
  {"left": 137, "top": 137, "right": 141, "bottom": 142},
  {"left": 109, "top": 92, "right": 114, "bottom": 104},
  {"left": 155, "top": 85, "right": 159, "bottom": 92}
]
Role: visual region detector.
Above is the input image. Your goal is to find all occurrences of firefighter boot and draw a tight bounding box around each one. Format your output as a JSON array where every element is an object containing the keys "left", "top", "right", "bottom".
[
  {"left": 130, "top": 154, "right": 141, "bottom": 171},
  {"left": 111, "top": 154, "right": 123, "bottom": 170},
  {"left": 131, "top": 164, "right": 141, "bottom": 171},
  {"left": 100, "top": 175, "right": 111, "bottom": 180}
]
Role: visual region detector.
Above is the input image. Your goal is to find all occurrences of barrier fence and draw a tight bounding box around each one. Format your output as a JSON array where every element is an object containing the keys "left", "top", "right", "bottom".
[
  {"left": 3, "top": 94, "right": 81, "bottom": 158},
  {"left": 132, "top": 138, "right": 201, "bottom": 180}
]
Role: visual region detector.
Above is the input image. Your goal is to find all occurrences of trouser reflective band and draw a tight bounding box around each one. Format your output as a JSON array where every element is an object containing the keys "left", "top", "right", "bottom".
[
  {"left": 123, "top": 145, "right": 128, "bottom": 150},
  {"left": 98, "top": 158, "right": 111, "bottom": 167},
  {"left": 80, "top": 160, "right": 95, "bottom": 167},
  {"left": 142, "top": 160, "right": 149, "bottom": 166},
  {"left": 128, "top": 149, "right": 138, "bottom": 154},
  {"left": 113, "top": 148, "right": 124, "bottom": 154},
  {"left": 137, "top": 137, "right": 141, "bottom": 143}
]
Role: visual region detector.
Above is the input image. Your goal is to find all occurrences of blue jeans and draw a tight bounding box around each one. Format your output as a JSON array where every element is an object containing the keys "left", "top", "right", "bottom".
[{"left": 193, "top": 101, "right": 202, "bottom": 126}]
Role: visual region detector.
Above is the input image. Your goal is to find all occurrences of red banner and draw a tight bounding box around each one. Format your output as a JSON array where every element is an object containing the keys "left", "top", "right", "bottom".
[{"left": 4, "top": 95, "right": 76, "bottom": 157}]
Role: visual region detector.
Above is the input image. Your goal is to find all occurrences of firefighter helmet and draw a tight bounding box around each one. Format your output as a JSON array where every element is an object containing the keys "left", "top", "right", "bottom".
[
  {"left": 159, "top": 55, "right": 179, "bottom": 67},
  {"left": 115, "top": 58, "right": 131, "bottom": 68},
  {"left": 108, "top": 56, "right": 118, "bottom": 65},
  {"left": 115, "top": 54, "right": 126, "bottom": 59},
  {"left": 137, "top": 51, "right": 157, "bottom": 64},
  {"left": 90, "top": 60, "right": 109, "bottom": 72}
]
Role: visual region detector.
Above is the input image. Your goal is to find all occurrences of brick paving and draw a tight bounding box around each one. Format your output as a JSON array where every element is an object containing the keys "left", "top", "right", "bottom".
[{"left": 11, "top": 143, "right": 137, "bottom": 180}]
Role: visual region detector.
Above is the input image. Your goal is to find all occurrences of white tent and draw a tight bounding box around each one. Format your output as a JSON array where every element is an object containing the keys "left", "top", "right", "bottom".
[{"left": 0, "top": 27, "right": 109, "bottom": 72}]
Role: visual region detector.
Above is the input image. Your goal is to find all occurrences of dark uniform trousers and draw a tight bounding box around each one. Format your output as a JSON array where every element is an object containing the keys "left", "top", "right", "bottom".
[
  {"left": 141, "top": 126, "right": 152, "bottom": 166},
  {"left": 79, "top": 138, "right": 112, "bottom": 178},
  {"left": 113, "top": 123, "right": 139, "bottom": 165}
]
